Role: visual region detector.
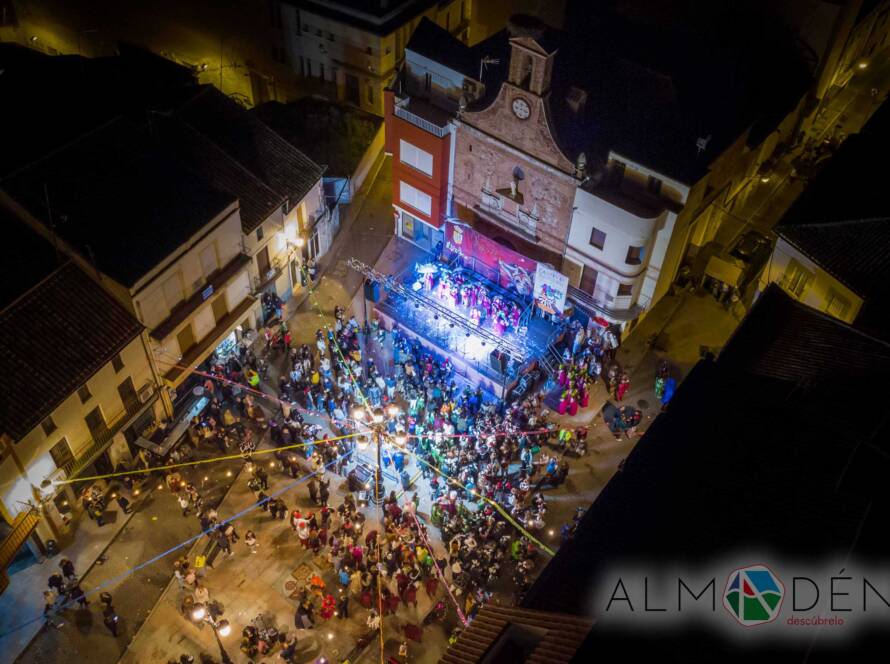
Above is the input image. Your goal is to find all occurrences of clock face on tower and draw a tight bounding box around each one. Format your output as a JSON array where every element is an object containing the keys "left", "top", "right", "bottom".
[{"left": 511, "top": 97, "right": 531, "bottom": 120}]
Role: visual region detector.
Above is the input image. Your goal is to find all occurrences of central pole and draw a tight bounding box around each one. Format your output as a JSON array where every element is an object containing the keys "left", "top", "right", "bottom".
[
  {"left": 213, "top": 625, "right": 233, "bottom": 664},
  {"left": 373, "top": 428, "right": 384, "bottom": 504}
]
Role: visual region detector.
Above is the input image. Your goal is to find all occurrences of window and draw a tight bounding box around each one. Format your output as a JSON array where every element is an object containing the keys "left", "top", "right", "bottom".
[
  {"left": 399, "top": 181, "right": 432, "bottom": 215},
  {"left": 78, "top": 385, "right": 92, "bottom": 404},
  {"left": 199, "top": 243, "right": 218, "bottom": 279},
  {"left": 399, "top": 139, "right": 433, "bottom": 176},
  {"left": 327, "top": 32, "right": 334, "bottom": 42},
  {"left": 367, "top": 84, "right": 374, "bottom": 105},
  {"left": 782, "top": 259, "right": 812, "bottom": 298},
  {"left": 626, "top": 245, "right": 644, "bottom": 265},
  {"left": 826, "top": 289, "right": 851, "bottom": 319},
  {"left": 112, "top": 353, "right": 124, "bottom": 373},
  {"left": 366, "top": 45, "right": 373, "bottom": 55},
  {"left": 424, "top": 73, "right": 432, "bottom": 93},
  {"left": 617, "top": 283, "right": 633, "bottom": 297},
  {"left": 319, "top": 63, "right": 325, "bottom": 81},
  {"left": 647, "top": 176, "right": 662, "bottom": 195},
  {"left": 256, "top": 227, "right": 264, "bottom": 242},
  {"left": 162, "top": 273, "right": 183, "bottom": 309},
  {"left": 41, "top": 415, "right": 57, "bottom": 436},
  {"left": 49, "top": 438, "right": 74, "bottom": 470},
  {"left": 589, "top": 228, "right": 606, "bottom": 250}
]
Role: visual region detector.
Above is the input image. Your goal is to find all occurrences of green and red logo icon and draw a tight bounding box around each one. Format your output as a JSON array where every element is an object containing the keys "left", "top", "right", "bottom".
[{"left": 723, "top": 565, "right": 784, "bottom": 626}]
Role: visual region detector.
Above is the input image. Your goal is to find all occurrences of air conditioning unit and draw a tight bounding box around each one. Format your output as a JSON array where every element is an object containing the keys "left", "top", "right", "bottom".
[{"left": 138, "top": 382, "right": 155, "bottom": 404}]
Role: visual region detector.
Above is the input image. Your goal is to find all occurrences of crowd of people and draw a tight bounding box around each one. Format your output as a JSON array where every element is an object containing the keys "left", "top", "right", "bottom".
[{"left": 37, "top": 264, "right": 683, "bottom": 664}]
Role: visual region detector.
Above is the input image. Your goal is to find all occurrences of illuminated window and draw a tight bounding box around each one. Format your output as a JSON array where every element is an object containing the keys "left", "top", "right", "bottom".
[
  {"left": 399, "top": 139, "right": 433, "bottom": 176},
  {"left": 399, "top": 181, "right": 432, "bottom": 215},
  {"left": 782, "top": 259, "right": 812, "bottom": 298},
  {"left": 617, "top": 283, "right": 633, "bottom": 296}
]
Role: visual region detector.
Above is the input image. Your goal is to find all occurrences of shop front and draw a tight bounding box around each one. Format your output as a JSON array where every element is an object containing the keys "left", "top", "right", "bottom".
[{"left": 397, "top": 208, "right": 443, "bottom": 253}]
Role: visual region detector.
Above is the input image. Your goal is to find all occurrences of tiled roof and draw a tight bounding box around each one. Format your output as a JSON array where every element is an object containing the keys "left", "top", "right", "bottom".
[
  {"left": 164, "top": 119, "right": 283, "bottom": 232},
  {"left": 522, "top": 285, "right": 890, "bottom": 663},
  {"left": 177, "top": 87, "right": 325, "bottom": 232},
  {"left": 0, "top": 263, "right": 144, "bottom": 441},
  {"left": 777, "top": 217, "right": 890, "bottom": 299},
  {"left": 252, "top": 98, "right": 382, "bottom": 178},
  {"left": 440, "top": 605, "right": 592, "bottom": 664},
  {"left": 1, "top": 117, "right": 237, "bottom": 287}
]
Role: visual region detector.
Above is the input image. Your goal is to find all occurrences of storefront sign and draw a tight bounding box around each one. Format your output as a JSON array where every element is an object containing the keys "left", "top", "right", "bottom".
[
  {"left": 533, "top": 263, "right": 569, "bottom": 314},
  {"left": 444, "top": 222, "right": 537, "bottom": 296}
]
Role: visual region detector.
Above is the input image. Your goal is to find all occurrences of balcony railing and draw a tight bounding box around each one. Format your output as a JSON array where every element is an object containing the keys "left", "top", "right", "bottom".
[
  {"left": 567, "top": 285, "right": 644, "bottom": 322},
  {"left": 393, "top": 98, "right": 450, "bottom": 138},
  {"left": 480, "top": 189, "right": 538, "bottom": 238},
  {"left": 49, "top": 389, "right": 158, "bottom": 484},
  {"left": 0, "top": 509, "right": 40, "bottom": 593}
]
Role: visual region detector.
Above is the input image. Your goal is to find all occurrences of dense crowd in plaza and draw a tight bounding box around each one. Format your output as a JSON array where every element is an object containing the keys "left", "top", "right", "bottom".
[{"left": 36, "top": 280, "right": 675, "bottom": 663}]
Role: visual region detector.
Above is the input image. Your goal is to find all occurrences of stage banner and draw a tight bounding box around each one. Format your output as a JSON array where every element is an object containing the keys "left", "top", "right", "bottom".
[
  {"left": 444, "top": 222, "right": 537, "bottom": 296},
  {"left": 533, "top": 263, "right": 569, "bottom": 314}
]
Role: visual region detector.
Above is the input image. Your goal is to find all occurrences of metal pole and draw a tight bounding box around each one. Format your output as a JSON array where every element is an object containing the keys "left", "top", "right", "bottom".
[{"left": 212, "top": 624, "right": 233, "bottom": 664}]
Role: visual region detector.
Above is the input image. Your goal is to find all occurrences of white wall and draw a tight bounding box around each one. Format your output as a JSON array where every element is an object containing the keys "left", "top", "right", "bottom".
[
  {"left": 759, "top": 238, "right": 863, "bottom": 323},
  {"left": 0, "top": 335, "right": 155, "bottom": 519},
  {"left": 132, "top": 209, "right": 244, "bottom": 333}
]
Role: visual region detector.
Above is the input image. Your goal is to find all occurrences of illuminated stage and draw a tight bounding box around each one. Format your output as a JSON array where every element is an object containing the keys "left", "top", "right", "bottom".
[{"left": 358, "top": 259, "right": 560, "bottom": 398}]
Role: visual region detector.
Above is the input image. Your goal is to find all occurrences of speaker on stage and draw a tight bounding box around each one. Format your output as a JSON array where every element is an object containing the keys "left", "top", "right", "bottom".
[
  {"left": 364, "top": 279, "right": 382, "bottom": 302},
  {"left": 489, "top": 349, "right": 511, "bottom": 374}
]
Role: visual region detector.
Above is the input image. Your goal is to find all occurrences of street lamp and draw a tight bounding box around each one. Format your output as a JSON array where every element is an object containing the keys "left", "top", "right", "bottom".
[
  {"left": 190, "top": 603, "right": 232, "bottom": 663},
  {"left": 352, "top": 405, "right": 400, "bottom": 503}
]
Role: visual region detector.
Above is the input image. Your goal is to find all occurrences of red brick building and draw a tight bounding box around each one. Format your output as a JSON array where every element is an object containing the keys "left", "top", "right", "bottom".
[{"left": 451, "top": 22, "right": 580, "bottom": 269}]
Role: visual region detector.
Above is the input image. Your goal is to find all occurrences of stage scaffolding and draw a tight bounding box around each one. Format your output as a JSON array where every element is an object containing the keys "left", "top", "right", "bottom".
[{"left": 347, "top": 257, "right": 535, "bottom": 363}]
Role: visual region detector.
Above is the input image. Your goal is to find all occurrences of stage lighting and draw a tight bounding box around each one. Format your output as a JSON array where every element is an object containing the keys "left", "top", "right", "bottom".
[
  {"left": 434, "top": 314, "right": 439, "bottom": 320},
  {"left": 449, "top": 323, "right": 454, "bottom": 328},
  {"left": 465, "top": 332, "right": 470, "bottom": 337}
]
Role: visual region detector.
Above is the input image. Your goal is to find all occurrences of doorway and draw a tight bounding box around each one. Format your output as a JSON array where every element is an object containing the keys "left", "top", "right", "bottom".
[
  {"left": 345, "top": 73, "right": 360, "bottom": 105},
  {"left": 84, "top": 407, "right": 107, "bottom": 441},
  {"left": 117, "top": 377, "right": 138, "bottom": 412},
  {"left": 257, "top": 245, "right": 271, "bottom": 280}
]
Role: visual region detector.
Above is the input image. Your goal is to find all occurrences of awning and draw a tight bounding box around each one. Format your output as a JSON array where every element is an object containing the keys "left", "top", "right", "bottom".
[
  {"left": 135, "top": 395, "right": 208, "bottom": 457},
  {"left": 704, "top": 256, "right": 743, "bottom": 287}
]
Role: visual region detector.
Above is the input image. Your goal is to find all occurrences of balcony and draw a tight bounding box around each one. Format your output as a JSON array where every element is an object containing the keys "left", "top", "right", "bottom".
[
  {"left": 150, "top": 253, "right": 252, "bottom": 341},
  {"left": 393, "top": 96, "right": 451, "bottom": 138},
  {"left": 162, "top": 294, "right": 257, "bottom": 385},
  {"left": 48, "top": 388, "right": 159, "bottom": 484},
  {"left": 478, "top": 188, "right": 539, "bottom": 239},
  {"left": 567, "top": 285, "right": 644, "bottom": 322}
]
